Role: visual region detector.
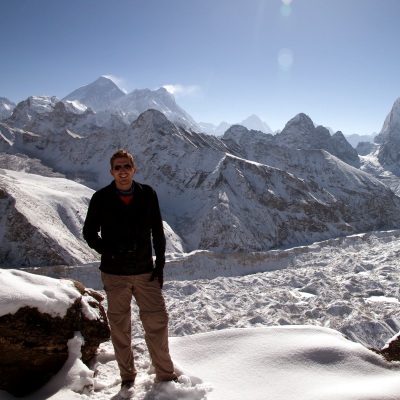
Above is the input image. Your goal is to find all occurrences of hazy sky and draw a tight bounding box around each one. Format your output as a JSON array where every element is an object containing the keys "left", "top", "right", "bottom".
[{"left": 1, "top": 0, "right": 400, "bottom": 135}]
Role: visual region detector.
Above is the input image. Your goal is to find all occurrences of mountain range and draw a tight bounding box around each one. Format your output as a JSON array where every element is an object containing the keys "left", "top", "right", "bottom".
[{"left": 1, "top": 76, "right": 400, "bottom": 267}]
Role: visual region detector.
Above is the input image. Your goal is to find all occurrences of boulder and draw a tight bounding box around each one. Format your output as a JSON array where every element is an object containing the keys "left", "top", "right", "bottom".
[
  {"left": 0, "top": 274, "right": 110, "bottom": 397},
  {"left": 379, "top": 332, "right": 400, "bottom": 362}
]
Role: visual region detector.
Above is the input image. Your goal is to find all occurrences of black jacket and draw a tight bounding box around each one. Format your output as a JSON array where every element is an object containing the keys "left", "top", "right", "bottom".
[{"left": 83, "top": 180, "right": 166, "bottom": 275}]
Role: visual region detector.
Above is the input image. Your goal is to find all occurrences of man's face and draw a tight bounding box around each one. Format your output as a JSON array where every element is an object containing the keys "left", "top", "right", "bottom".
[{"left": 110, "top": 157, "right": 136, "bottom": 190}]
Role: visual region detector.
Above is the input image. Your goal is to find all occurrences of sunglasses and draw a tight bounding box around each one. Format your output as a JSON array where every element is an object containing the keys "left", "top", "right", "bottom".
[{"left": 113, "top": 164, "right": 134, "bottom": 171}]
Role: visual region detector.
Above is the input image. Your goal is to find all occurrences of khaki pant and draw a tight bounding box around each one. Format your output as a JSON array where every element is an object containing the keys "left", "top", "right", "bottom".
[{"left": 101, "top": 272, "right": 177, "bottom": 382}]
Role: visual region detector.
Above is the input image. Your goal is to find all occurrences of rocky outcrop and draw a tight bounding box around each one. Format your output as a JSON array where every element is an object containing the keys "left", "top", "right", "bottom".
[
  {"left": 377, "top": 128, "right": 400, "bottom": 169},
  {"left": 0, "top": 97, "right": 15, "bottom": 120},
  {"left": 62, "top": 76, "right": 126, "bottom": 112},
  {"left": 330, "top": 130, "right": 360, "bottom": 167},
  {"left": 274, "top": 113, "right": 359, "bottom": 167},
  {"left": 0, "top": 275, "right": 110, "bottom": 397},
  {"left": 375, "top": 98, "right": 400, "bottom": 143},
  {"left": 378, "top": 331, "right": 400, "bottom": 362},
  {"left": 357, "top": 141, "right": 379, "bottom": 156},
  {"left": 4, "top": 96, "right": 98, "bottom": 137},
  {"left": 222, "top": 114, "right": 359, "bottom": 168},
  {"left": 5, "top": 96, "right": 60, "bottom": 131},
  {"left": 374, "top": 98, "right": 400, "bottom": 169}
]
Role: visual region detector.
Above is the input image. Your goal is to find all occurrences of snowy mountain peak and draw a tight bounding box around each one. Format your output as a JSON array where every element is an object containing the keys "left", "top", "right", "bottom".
[
  {"left": 131, "top": 108, "right": 177, "bottom": 134},
  {"left": 62, "top": 76, "right": 126, "bottom": 112},
  {"left": 4, "top": 95, "right": 98, "bottom": 136},
  {"left": 375, "top": 98, "right": 400, "bottom": 169},
  {"left": 239, "top": 114, "right": 273, "bottom": 134},
  {"left": 275, "top": 113, "right": 325, "bottom": 148},
  {"left": 222, "top": 124, "right": 274, "bottom": 148},
  {"left": 285, "top": 112, "right": 315, "bottom": 131},
  {"left": 0, "top": 97, "right": 16, "bottom": 119},
  {"left": 224, "top": 124, "right": 249, "bottom": 137},
  {"left": 116, "top": 87, "right": 174, "bottom": 111},
  {"left": 6, "top": 96, "right": 60, "bottom": 128},
  {"left": 199, "top": 115, "right": 273, "bottom": 136},
  {"left": 271, "top": 113, "right": 359, "bottom": 166},
  {"left": 25, "top": 96, "right": 60, "bottom": 114},
  {"left": 379, "top": 97, "right": 400, "bottom": 137},
  {"left": 113, "top": 86, "right": 201, "bottom": 131},
  {"left": 147, "top": 86, "right": 175, "bottom": 102}
]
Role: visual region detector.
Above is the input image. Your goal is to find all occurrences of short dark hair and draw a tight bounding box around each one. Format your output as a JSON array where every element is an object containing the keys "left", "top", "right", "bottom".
[{"left": 110, "top": 149, "right": 135, "bottom": 169}]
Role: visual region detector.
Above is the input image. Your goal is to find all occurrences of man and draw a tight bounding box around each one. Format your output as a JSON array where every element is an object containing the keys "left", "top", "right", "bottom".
[{"left": 83, "top": 149, "right": 177, "bottom": 398}]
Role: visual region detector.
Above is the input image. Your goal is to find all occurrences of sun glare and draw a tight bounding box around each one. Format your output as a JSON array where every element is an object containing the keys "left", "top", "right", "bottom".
[
  {"left": 280, "top": 0, "right": 292, "bottom": 17},
  {"left": 278, "top": 48, "right": 293, "bottom": 71}
]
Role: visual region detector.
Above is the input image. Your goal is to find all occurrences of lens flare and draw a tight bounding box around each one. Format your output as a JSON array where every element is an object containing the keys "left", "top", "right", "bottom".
[
  {"left": 278, "top": 48, "right": 293, "bottom": 71},
  {"left": 281, "top": 4, "right": 291, "bottom": 17},
  {"left": 280, "top": 0, "right": 292, "bottom": 17}
]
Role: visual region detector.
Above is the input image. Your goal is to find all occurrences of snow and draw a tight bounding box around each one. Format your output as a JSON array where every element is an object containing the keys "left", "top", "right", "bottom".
[
  {"left": 171, "top": 326, "right": 400, "bottom": 399},
  {"left": 0, "top": 269, "right": 102, "bottom": 321},
  {"left": 64, "top": 100, "right": 89, "bottom": 114},
  {"left": 26, "top": 96, "right": 60, "bottom": 114},
  {"left": 0, "top": 169, "right": 98, "bottom": 266},
  {"left": 2, "top": 231, "right": 400, "bottom": 399},
  {"left": 0, "top": 269, "right": 80, "bottom": 318}
]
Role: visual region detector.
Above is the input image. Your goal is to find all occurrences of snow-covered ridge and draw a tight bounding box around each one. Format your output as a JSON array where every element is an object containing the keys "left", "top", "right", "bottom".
[
  {"left": 62, "top": 76, "right": 126, "bottom": 112},
  {"left": 379, "top": 97, "right": 400, "bottom": 137},
  {"left": 1, "top": 80, "right": 400, "bottom": 263},
  {"left": 0, "top": 168, "right": 98, "bottom": 267},
  {"left": 2, "top": 105, "right": 400, "bottom": 265}
]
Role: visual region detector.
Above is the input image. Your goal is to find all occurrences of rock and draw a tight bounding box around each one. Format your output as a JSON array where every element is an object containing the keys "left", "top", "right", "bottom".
[
  {"left": 0, "top": 97, "right": 16, "bottom": 119},
  {"left": 0, "top": 275, "right": 110, "bottom": 397},
  {"left": 62, "top": 76, "right": 125, "bottom": 112},
  {"left": 379, "top": 332, "right": 400, "bottom": 362},
  {"left": 375, "top": 98, "right": 400, "bottom": 169},
  {"left": 274, "top": 113, "right": 359, "bottom": 167}
]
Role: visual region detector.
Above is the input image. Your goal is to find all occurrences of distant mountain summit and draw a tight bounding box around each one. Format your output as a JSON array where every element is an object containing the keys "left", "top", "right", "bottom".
[
  {"left": 240, "top": 114, "right": 273, "bottom": 134},
  {"left": 377, "top": 97, "right": 400, "bottom": 139},
  {"left": 6, "top": 96, "right": 60, "bottom": 130},
  {"left": 345, "top": 133, "right": 376, "bottom": 148},
  {"left": 275, "top": 113, "right": 359, "bottom": 167},
  {"left": 0, "top": 97, "right": 16, "bottom": 119},
  {"left": 374, "top": 97, "right": 400, "bottom": 146},
  {"left": 62, "top": 76, "right": 125, "bottom": 112},
  {"left": 113, "top": 87, "right": 201, "bottom": 130},
  {"left": 62, "top": 76, "right": 201, "bottom": 131},
  {"left": 199, "top": 114, "right": 272, "bottom": 136},
  {"left": 4, "top": 95, "right": 97, "bottom": 135},
  {"left": 198, "top": 121, "right": 231, "bottom": 136},
  {"left": 375, "top": 98, "right": 400, "bottom": 169}
]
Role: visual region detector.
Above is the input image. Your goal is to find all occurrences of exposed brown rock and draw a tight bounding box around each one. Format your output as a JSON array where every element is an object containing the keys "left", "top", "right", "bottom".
[
  {"left": 0, "top": 279, "right": 110, "bottom": 397},
  {"left": 379, "top": 333, "right": 400, "bottom": 362}
]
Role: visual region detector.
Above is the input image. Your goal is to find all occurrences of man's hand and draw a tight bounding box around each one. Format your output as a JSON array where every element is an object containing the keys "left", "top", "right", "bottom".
[{"left": 149, "top": 263, "right": 164, "bottom": 289}]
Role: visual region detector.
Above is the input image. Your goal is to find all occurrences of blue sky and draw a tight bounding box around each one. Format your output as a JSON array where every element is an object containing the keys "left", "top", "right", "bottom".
[{"left": 1, "top": 0, "right": 400, "bottom": 135}]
